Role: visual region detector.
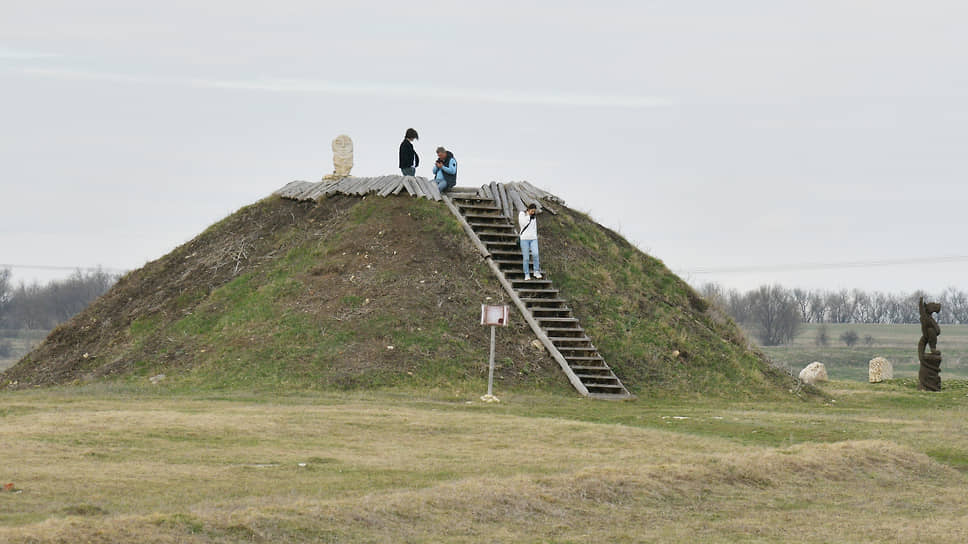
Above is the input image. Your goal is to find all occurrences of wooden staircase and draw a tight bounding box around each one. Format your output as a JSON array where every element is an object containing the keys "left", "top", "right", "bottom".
[{"left": 443, "top": 191, "right": 631, "bottom": 399}]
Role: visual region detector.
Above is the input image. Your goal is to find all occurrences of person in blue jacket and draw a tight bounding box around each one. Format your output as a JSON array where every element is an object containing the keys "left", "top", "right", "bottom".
[
  {"left": 432, "top": 146, "right": 457, "bottom": 192},
  {"left": 399, "top": 128, "right": 419, "bottom": 176}
]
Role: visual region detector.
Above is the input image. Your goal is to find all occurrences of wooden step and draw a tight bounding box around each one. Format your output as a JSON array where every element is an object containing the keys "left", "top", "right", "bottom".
[
  {"left": 586, "top": 386, "right": 626, "bottom": 393},
  {"left": 571, "top": 365, "right": 615, "bottom": 378},
  {"left": 586, "top": 383, "right": 627, "bottom": 391},
  {"left": 537, "top": 317, "right": 579, "bottom": 323},
  {"left": 463, "top": 212, "right": 504, "bottom": 219},
  {"left": 578, "top": 376, "right": 621, "bottom": 384},
  {"left": 522, "top": 298, "right": 568, "bottom": 305},
  {"left": 528, "top": 305, "right": 570, "bottom": 312},
  {"left": 552, "top": 339, "right": 592, "bottom": 345},
  {"left": 458, "top": 205, "right": 501, "bottom": 214},
  {"left": 570, "top": 365, "right": 610, "bottom": 371},
  {"left": 516, "top": 288, "right": 559, "bottom": 294},
  {"left": 527, "top": 305, "right": 569, "bottom": 313},
  {"left": 469, "top": 222, "right": 514, "bottom": 229},
  {"left": 565, "top": 355, "right": 605, "bottom": 361},
  {"left": 510, "top": 278, "right": 552, "bottom": 285}
]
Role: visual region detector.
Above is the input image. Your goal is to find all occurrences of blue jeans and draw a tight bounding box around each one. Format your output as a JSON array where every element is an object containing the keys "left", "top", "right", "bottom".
[
  {"left": 520, "top": 239, "right": 540, "bottom": 276},
  {"left": 436, "top": 177, "right": 448, "bottom": 192},
  {"left": 401, "top": 167, "right": 415, "bottom": 176}
]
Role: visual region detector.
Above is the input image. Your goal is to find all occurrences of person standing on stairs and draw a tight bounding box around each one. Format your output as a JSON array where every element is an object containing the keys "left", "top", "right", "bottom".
[
  {"left": 519, "top": 203, "right": 542, "bottom": 281},
  {"left": 432, "top": 146, "right": 457, "bottom": 192},
  {"left": 399, "top": 128, "right": 419, "bottom": 176}
]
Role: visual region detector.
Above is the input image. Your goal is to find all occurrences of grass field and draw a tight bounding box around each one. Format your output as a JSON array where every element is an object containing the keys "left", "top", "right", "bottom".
[
  {"left": 760, "top": 323, "right": 968, "bottom": 382},
  {"left": 2, "top": 382, "right": 968, "bottom": 543}
]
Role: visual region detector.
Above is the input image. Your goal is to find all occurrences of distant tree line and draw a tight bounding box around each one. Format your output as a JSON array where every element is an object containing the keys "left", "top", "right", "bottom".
[
  {"left": 0, "top": 268, "right": 117, "bottom": 332},
  {"left": 699, "top": 283, "right": 968, "bottom": 346}
]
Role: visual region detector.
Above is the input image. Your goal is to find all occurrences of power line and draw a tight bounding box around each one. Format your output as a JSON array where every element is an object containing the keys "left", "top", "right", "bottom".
[
  {"left": 0, "top": 263, "right": 128, "bottom": 273},
  {"left": 680, "top": 255, "right": 968, "bottom": 275}
]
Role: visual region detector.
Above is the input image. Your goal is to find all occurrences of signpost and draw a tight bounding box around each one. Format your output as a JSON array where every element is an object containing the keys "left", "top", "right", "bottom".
[{"left": 480, "top": 304, "right": 509, "bottom": 403}]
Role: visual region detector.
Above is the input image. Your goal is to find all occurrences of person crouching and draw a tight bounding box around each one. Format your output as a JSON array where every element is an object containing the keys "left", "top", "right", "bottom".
[
  {"left": 432, "top": 146, "right": 457, "bottom": 192},
  {"left": 518, "top": 203, "right": 542, "bottom": 280}
]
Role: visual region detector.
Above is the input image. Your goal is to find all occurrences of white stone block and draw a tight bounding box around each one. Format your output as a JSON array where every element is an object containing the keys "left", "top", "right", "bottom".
[
  {"left": 868, "top": 357, "right": 893, "bottom": 383},
  {"left": 799, "top": 361, "right": 828, "bottom": 385}
]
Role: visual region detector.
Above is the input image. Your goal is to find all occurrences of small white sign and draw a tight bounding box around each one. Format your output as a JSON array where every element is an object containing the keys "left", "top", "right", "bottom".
[{"left": 481, "top": 305, "right": 509, "bottom": 327}]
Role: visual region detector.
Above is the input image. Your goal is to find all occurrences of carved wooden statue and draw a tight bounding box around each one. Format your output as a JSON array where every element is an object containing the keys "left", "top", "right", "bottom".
[{"left": 918, "top": 296, "right": 942, "bottom": 391}]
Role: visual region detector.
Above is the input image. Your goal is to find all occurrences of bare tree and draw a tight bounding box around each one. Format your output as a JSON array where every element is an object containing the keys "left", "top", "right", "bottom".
[
  {"left": 746, "top": 285, "right": 802, "bottom": 346},
  {"left": 0, "top": 268, "right": 11, "bottom": 326},
  {"left": 3, "top": 269, "right": 117, "bottom": 330},
  {"left": 792, "top": 288, "right": 810, "bottom": 322},
  {"left": 807, "top": 292, "right": 826, "bottom": 323}
]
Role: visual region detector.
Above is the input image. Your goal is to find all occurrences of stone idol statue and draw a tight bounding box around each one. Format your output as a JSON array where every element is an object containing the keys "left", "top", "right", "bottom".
[
  {"left": 323, "top": 134, "right": 354, "bottom": 180},
  {"left": 917, "top": 296, "right": 942, "bottom": 391}
]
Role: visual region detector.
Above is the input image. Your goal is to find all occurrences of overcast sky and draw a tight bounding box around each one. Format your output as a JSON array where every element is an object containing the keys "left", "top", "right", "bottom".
[{"left": 2, "top": 1, "right": 967, "bottom": 293}]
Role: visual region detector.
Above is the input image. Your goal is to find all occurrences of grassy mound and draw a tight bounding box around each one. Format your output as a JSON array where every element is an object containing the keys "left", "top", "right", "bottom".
[{"left": 2, "top": 193, "right": 793, "bottom": 398}]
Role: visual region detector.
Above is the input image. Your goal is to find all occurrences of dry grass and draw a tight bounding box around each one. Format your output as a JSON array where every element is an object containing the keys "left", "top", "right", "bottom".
[{"left": 1, "top": 387, "right": 967, "bottom": 543}]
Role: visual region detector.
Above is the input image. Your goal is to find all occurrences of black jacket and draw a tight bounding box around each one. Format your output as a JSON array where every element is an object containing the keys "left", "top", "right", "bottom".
[{"left": 399, "top": 139, "right": 419, "bottom": 169}]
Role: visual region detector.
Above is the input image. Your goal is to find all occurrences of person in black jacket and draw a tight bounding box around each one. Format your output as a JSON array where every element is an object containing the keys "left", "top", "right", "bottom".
[{"left": 399, "top": 128, "right": 419, "bottom": 175}]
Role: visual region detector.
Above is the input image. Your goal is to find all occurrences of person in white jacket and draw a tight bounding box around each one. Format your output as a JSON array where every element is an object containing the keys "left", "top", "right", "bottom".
[{"left": 518, "top": 203, "right": 542, "bottom": 280}]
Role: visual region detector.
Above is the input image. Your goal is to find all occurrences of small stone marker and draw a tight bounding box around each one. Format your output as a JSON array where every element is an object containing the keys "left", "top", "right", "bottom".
[
  {"left": 799, "top": 361, "right": 828, "bottom": 385},
  {"left": 868, "top": 357, "right": 893, "bottom": 383}
]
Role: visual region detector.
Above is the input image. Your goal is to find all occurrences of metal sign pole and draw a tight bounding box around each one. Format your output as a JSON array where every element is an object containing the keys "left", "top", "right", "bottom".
[
  {"left": 479, "top": 304, "right": 507, "bottom": 403},
  {"left": 487, "top": 325, "right": 496, "bottom": 397}
]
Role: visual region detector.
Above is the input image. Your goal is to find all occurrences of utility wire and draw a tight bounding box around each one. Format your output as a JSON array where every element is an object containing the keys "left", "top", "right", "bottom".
[
  {"left": 681, "top": 255, "right": 968, "bottom": 275},
  {"left": 0, "top": 263, "right": 128, "bottom": 274}
]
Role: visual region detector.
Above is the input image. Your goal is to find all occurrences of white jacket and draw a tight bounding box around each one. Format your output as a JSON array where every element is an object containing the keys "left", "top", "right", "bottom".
[{"left": 518, "top": 211, "right": 538, "bottom": 241}]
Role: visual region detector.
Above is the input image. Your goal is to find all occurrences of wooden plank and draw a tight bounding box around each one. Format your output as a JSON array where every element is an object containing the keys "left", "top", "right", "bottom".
[
  {"left": 349, "top": 177, "right": 366, "bottom": 195},
  {"left": 307, "top": 183, "right": 331, "bottom": 200},
  {"left": 392, "top": 178, "right": 407, "bottom": 195},
  {"left": 423, "top": 177, "right": 438, "bottom": 200},
  {"left": 376, "top": 178, "right": 392, "bottom": 197},
  {"left": 378, "top": 178, "right": 399, "bottom": 197},
  {"left": 506, "top": 185, "right": 527, "bottom": 214},
  {"left": 375, "top": 176, "right": 393, "bottom": 193},
  {"left": 274, "top": 180, "right": 309, "bottom": 198},
  {"left": 412, "top": 177, "right": 427, "bottom": 199},
  {"left": 479, "top": 185, "right": 492, "bottom": 199},
  {"left": 362, "top": 177, "right": 381, "bottom": 194},
  {"left": 489, "top": 182, "right": 502, "bottom": 214},
  {"left": 402, "top": 177, "right": 416, "bottom": 197},
  {"left": 517, "top": 181, "right": 557, "bottom": 214},
  {"left": 380, "top": 176, "right": 399, "bottom": 194},
  {"left": 407, "top": 177, "right": 417, "bottom": 198},
  {"left": 350, "top": 177, "right": 368, "bottom": 195},
  {"left": 425, "top": 177, "right": 442, "bottom": 201},
  {"left": 498, "top": 183, "right": 512, "bottom": 219},
  {"left": 511, "top": 183, "right": 543, "bottom": 213},
  {"left": 295, "top": 183, "right": 322, "bottom": 200},
  {"left": 522, "top": 180, "right": 564, "bottom": 204}
]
